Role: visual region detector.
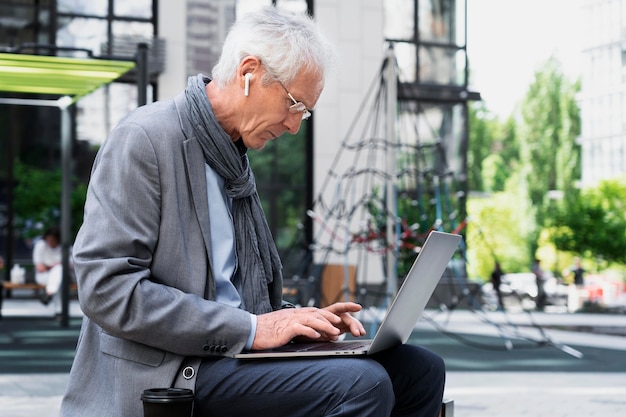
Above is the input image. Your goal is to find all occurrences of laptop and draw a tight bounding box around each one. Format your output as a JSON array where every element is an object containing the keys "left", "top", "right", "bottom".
[{"left": 232, "top": 230, "right": 462, "bottom": 359}]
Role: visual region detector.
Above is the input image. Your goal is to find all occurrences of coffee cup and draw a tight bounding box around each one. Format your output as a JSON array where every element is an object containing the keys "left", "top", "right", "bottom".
[{"left": 141, "top": 388, "right": 194, "bottom": 417}]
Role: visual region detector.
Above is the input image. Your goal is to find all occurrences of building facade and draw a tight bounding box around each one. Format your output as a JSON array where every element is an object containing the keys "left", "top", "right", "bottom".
[
  {"left": 578, "top": 0, "right": 626, "bottom": 185},
  {"left": 1, "top": 0, "right": 473, "bottom": 291}
]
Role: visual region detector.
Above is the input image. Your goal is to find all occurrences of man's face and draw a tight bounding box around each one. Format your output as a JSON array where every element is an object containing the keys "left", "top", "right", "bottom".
[{"left": 238, "top": 66, "right": 323, "bottom": 150}]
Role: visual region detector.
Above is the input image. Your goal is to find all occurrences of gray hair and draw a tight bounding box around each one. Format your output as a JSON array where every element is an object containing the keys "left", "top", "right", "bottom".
[{"left": 211, "top": 6, "right": 336, "bottom": 89}]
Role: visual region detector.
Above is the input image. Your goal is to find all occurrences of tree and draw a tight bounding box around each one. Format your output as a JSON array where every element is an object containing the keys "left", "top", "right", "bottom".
[
  {"left": 481, "top": 153, "right": 506, "bottom": 192},
  {"left": 12, "top": 161, "right": 87, "bottom": 240},
  {"left": 248, "top": 129, "right": 307, "bottom": 250},
  {"left": 467, "top": 101, "right": 492, "bottom": 192},
  {"left": 465, "top": 56, "right": 582, "bottom": 279},
  {"left": 518, "top": 56, "right": 581, "bottom": 254},
  {"left": 550, "top": 177, "right": 626, "bottom": 265},
  {"left": 468, "top": 102, "right": 520, "bottom": 193},
  {"left": 466, "top": 188, "right": 534, "bottom": 280}
]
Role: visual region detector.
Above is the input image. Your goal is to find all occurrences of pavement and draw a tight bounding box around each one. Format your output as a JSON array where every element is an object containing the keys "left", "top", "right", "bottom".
[{"left": 1, "top": 294, "right": 626, "bottom": 417}]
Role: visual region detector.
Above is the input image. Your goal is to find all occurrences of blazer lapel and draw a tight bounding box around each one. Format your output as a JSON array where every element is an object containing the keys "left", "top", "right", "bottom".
[
  {"left": 175, "top": 92, "right": 215, "bottom": 298},
  {"left": 183, "top": 139, "right": 213, "bottom": 258}
]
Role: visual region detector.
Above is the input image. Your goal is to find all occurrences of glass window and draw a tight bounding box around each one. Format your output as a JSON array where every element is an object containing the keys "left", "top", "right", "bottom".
[
  {"left": 56, "top": 16, "right": 107, "bottom": 56},
  {"left": 36, "top": 7, "right": 52, "bottom": 45},
  {"left": 110, "top": 21, "right": 152, "bottom": 51},
  {"left": 58, "top": 0, "right": 108, "bottom": 16},
  {"left": 0, "top": 2, "right": 37, "bottom": 49},
  {"left": 419, "top": 44, "right": 455, "bottom": 85},
  {"left": 236, "top": 0, "right": 272, "bottom": 16},
  {"left": 112, "top": 20, "right": 153, "bottom": 38},
  {"left": 275, "top": 0, "right": 308, "bottom": 14},
  {"left": 77, "top": 82, "right": 151, "bottom": 145},
  {"left": 249, "top": 128, "right": 308, "bottom": 261},
  {"left": 454, "top": 0, "right": 465, "bottom": 46},
  {"left": 454, "top": 48, "right": 467, "bottom": 86},
  {"left": 114, "top": 0, "right": 152, "bottom": 19},
  {"left": 385, "top": 0, "right": 415, "bottom": 41},
  {"left": 395, "top": 42, "right": 417, "bottom": 83},
  {"left": 419, "top": 0, "right": 451, "bottom": 43},
  {"left": 622, "top": 49, "right": 626, "bottom": 83}
]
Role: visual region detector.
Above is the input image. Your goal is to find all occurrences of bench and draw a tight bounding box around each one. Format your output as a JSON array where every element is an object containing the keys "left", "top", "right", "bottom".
[
  {"left": 1, "top": 281, "right": 78, "bottom": 297},
  {"left": 2, "top": 259, "right": 77, "bottom": 299},
  {"left": 2, "top": 281, "right": 48, "bottom": 297},
  {"left": 440, "top": 398, "right": 454, "bottom": 417},
  {"left": 0, "top": 280, "right": 79, "bottom": 319}
]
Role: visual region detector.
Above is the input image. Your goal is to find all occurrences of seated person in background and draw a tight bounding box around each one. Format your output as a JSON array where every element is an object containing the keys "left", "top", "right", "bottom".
[{"left": 33, "top": 226, "right": 62, "bottom": 306}]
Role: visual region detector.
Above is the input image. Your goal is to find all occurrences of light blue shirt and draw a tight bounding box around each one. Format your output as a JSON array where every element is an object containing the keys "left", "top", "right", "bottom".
[{"left": 205, "top": 163, "right": 256, "bottom": 349}]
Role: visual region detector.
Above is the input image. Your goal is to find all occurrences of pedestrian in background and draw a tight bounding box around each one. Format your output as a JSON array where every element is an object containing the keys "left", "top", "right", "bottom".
[
  {"left": 490, "top": 261, "right": 505, "bottom": 311},
  {"left": 564, "top": 257, "right": 585, "bottom": 287},
  {"left": 532, "top": 259, "right": 547, "bottom": 311}
]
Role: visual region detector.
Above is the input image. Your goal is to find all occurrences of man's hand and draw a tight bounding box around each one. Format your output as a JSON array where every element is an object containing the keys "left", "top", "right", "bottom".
[
  {"left": 252, "top": 302, "right": 365, "bottom": 351},
  {"left": 321, "top": 302, "right": 366, "bottom": 339}
]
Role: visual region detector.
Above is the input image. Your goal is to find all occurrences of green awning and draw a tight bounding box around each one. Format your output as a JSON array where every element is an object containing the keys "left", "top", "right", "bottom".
[
  {"left": 0, "top": 52, "right": 136, "bottom": 328},
  {"left": 0, "top": 52, "right": 135, "bottom": 101}
]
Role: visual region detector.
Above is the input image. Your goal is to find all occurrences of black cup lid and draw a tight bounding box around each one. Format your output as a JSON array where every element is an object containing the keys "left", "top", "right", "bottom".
[{"left": 141, "top": 388, "right": 194, "bottom": 402}]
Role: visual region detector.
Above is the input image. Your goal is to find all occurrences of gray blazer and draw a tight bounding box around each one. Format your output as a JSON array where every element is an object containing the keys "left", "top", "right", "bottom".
[{"left": 60, "top": 93, "right": 254, "bottom": 417}]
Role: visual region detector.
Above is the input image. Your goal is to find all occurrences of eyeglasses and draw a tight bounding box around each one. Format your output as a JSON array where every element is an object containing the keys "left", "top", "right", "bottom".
[
  {"left": 280, "top": 84, "right": 312, "bottom": 121},
  {"left": 264, "top": 65, "right": 312, "bottom": 121}
]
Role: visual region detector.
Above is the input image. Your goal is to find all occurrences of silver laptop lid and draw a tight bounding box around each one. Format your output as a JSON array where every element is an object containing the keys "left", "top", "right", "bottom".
[{"left": 367, "top": 231, "right": 462, "bottom": 354}]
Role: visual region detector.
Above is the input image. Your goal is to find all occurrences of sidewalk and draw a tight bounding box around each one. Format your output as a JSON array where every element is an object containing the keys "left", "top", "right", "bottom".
[
  {"left": 1, "top": 298, "right": 626, "bottom": 416},
  {"left": 0, "top": 297, "right": 82, "bottom": 417},
  {"left": 445, "top": 372, "right": 626, "bottom": 417},
  {"left": 418, "top": 308, "right": 626, "bottom": 417}
]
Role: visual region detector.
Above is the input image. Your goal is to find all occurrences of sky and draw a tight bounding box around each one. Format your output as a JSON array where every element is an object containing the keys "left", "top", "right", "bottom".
[{"left": 466, "top": 0, "right": 584, "bottom": 117}]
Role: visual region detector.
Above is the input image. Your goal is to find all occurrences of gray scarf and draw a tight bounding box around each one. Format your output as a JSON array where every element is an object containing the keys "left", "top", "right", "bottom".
[{"left": 184, "top": 74, "right": 283, "bottom": 314}]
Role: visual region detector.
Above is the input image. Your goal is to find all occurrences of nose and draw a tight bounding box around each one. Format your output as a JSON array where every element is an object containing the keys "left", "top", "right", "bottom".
[{"left": 284, "top": 113, "right": 303, "bottom": 135}]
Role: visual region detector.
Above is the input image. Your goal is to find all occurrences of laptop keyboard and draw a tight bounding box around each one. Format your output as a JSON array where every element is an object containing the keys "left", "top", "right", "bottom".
[{"left": 286, "top": 341, "right": 371, "bottom": 352}]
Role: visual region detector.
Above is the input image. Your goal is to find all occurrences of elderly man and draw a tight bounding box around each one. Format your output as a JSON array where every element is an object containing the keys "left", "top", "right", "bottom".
[{"left": 60, "top": 6, "right": 444, "bottom": 417}]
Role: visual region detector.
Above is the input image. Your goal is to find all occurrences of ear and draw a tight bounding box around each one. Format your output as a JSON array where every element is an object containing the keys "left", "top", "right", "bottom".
[{"left": 238, "top": 56, "right": 261, "bottom": 90}]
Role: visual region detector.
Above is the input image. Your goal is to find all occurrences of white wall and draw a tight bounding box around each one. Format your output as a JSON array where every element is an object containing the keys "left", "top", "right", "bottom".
[
  {"left": 157, "top": 0, "right": 188, "bottom": 100},
  {"left": 315, "top": 0, "right": 384, "bottom": 186},
  {"left": 314, "top": 0, "right": 386, "bottom": 283}
]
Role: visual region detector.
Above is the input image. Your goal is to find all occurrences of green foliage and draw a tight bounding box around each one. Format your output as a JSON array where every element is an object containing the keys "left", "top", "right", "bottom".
[
  {"left": 466, "top": 56, "right": 583, "bottom": 279},
  {"left": 249, "top": 129, "right": 307, "bottom": 250},
  {"left": 466, "top": 189, "right": 535, "bottom": 281},
  {"left": 481, "top": 153, "right": 506, "bottom": 192},
  {"left": 468, "top": 102, "right": 521, "bottom": 194},
  {"left": 12, "top": 161, "right": 87, "bottom": 239},
  {"left": 361, "top": 186, "right": 438, "bottom": 279},
  {"left": 550, "top": 177, "right": 626, "bottom": 265},
  {"left": 519, "top": 56, "right": 581, "bottom": 240},
  {"left": 467, "top": 102, "right": 491, "bottom": 191}
]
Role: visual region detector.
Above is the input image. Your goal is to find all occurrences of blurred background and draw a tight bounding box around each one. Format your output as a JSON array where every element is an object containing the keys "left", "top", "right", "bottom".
[{"left": 1, "top": 0, "right": 625, "bottom": 316}]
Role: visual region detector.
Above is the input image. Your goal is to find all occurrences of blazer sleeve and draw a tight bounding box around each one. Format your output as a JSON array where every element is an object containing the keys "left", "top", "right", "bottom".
[{"left": 73, "top": 117, "right": 252, "bottom": 357}]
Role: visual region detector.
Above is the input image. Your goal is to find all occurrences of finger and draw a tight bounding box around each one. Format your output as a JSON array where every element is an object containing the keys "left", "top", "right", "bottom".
[
  {"left": 293, "top": 323, "right": 322, "bottom": 340},
  {"left": 304, "top": 315, "right": 342, "bottom": 337},
  {"left": 323, "top": 302, "right": 362, "bottom": 315},
  {"left": 338, "top": 312, "right": 366, "bottom": 336},
  {"left": 349, "top": 317, "right": 366, "bottom": 336},
  {"left": 341, "top": 302, "right": 363, "bottom": 312},
  {"left": 288, "top": 308, "right": 343, "bottom": 336}
]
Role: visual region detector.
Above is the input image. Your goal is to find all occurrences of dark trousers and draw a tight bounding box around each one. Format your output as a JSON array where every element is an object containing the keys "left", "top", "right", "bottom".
[{"left": 193, "top": 344, "right": 445, "bottom": 417}]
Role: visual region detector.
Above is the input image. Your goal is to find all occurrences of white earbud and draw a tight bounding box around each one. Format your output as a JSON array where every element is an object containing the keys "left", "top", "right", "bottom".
[{"left": 244, "top": 73, "right": 252, "bottom": 97}]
